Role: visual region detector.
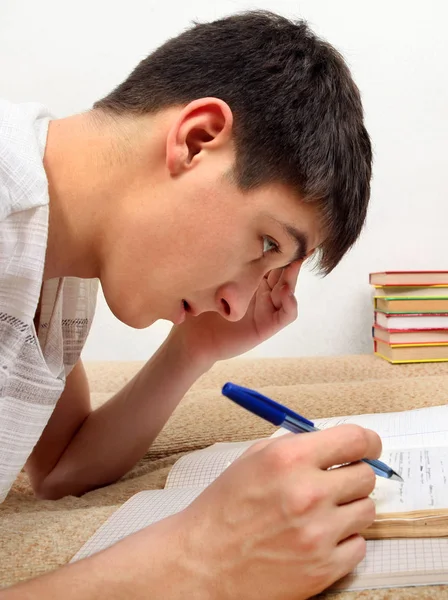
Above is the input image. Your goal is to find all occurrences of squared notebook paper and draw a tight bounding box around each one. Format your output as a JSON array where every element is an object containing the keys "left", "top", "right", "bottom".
[{"left": 71, "top": 404, "right": 448, "bottom": 593}]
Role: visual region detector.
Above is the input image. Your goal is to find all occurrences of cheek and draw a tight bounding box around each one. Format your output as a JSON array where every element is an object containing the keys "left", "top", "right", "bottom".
[
  {"left": 121, "top": 202, "right": 253, "bottom": 291},
  {"left": 171, "top": 238, "right": 250, "bottom": 291}
]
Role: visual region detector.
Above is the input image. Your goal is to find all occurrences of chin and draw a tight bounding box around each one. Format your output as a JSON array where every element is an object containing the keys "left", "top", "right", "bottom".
[
  {"left": 124, "top": 314, "right": 157, "bottom": 329},
  {"left": 115, "top": 308, "right": 157, "bottom": 329},
  {"left": 103, "top": 290, "right": 157, "bottom": 330}
]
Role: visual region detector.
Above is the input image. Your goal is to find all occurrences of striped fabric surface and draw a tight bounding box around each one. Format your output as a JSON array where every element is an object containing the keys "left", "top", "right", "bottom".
[{"left": 0, "top": 99, "right": 97, "bottom": 502}]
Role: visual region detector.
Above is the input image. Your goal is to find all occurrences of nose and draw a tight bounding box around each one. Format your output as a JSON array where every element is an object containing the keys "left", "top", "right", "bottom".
[{"left": 215, "top": 278, "right": 261, "bottom": 322}]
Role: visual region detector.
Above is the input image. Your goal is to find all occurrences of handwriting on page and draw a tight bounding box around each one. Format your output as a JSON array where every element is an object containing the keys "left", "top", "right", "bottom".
[
  {"left": 371, "top": 447, "right": 448, "bottom": 512},
  {"left": 311, "top": 404, "right": 448, "bottom": 451}
]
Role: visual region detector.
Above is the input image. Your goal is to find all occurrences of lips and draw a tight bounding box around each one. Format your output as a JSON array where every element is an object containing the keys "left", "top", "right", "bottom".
[
  {"left": 170, "top": 300, "right": 202, "bottom": 324},
  {"left": 171, "top": 301, "right": 186, "bottom": 325},
  {"left": 183, "top": 299, "right": 200, "bottom": 317}
]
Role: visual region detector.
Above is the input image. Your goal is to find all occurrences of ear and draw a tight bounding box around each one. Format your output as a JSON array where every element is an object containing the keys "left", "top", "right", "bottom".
[{"left": 165, "top": 98, "right": 234, "bottom": 176}]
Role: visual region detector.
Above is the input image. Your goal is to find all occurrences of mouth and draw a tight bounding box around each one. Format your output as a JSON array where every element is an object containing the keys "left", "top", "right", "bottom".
[
  {"left": 171, "top": 301, "right": 187, "bottom": 325},
  {"left": 171, "top": 300, "right": 195, "bottom": 325},
  {"left": 182, "top": 299, "right": 199, "bottom": 317}
]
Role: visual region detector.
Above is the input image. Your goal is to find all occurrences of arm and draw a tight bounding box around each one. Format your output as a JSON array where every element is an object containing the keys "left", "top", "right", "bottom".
[
  {"left": 26, "top": 329, "right": 209, "bottom": 499},
  {"left": 8, "top": 425, "right": 381, "bottom": 600},
  {"left": 1, "top": 512, "right": 196, "bottom": 600},
  {"left": 27, "top": 261, "right": 301, "bottom": 499}
]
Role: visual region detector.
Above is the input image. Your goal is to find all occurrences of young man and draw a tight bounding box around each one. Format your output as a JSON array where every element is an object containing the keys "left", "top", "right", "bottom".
[{"left": 0, "top": 11, "right": 381, "bottom": 600}]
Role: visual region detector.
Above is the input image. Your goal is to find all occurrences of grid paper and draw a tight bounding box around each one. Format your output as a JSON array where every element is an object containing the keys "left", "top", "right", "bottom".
[
  {"left": 71, "top": 405, "right": 448, "bottom": 591},
  {"left": 358, "top": 538, "right": 448, "bottom": 575},
  {"left": 72, "top": 489, "right": 448, "bottom": 592},
  {"left": 332, "top": 538, "right": 448, "bottom": 591},
  {"left": 71, "top": 487, "right": 202, "bottom": 562},
  {"left": 166, "top": 439, "right": 258, "bottom": 489}
]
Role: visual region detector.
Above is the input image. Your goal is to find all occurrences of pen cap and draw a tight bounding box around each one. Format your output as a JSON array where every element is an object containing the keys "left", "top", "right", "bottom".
[{"left": 222, "top": 382, "right": 285, "bottom": 426}]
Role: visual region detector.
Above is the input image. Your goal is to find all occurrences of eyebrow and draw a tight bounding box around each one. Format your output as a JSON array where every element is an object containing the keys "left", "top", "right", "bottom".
[{"left": 283, "top": 224, "right": 309, "bottom": 263}]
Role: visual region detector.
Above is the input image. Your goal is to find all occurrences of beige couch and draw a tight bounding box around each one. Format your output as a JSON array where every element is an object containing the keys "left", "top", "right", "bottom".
[{"left": 1, "top": 355, "right": 448, "bottom": 599}]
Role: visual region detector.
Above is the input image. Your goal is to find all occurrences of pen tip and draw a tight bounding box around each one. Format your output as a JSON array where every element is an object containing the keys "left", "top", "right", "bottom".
[{"left": 389, "top": 471, "right": 404, "bottom": 483}]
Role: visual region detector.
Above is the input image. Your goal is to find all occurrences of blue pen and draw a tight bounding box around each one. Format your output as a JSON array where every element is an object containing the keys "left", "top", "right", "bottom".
[{"left": 222, "top": 382, "right": 403, "bottom": 482}]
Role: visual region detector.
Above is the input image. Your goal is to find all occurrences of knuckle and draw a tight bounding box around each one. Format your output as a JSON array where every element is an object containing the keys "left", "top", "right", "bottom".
[
  {"left": 305, "top": 564, "right": 335, "bottom": 596},
  {"left": 291, "top": 437, "right": 314, "bottom": 463},
  {"left": 262, "top": 435, "right": 314, "bottom": 472},
  {"left": 346, "top": 425, "right": 369, "bottom": 457},
  {"left": 285, "top": 483, "right": 327, "bottom": 516},
  {"left": 300, "top": 523, "right": 328, "bottom": 554},
  {"left": 363, "top": 497, "right": 377, "bottom": 525},
  {"left": 358, "top": 463, "right": 377, "bottom": 494},
  {"left": 261, "top": 442, "right": 294, "bottom": 473},
  {"left": 352, "top": 534, "right": 368, "bottom": 562},
  {"left": 244, "top": 439, "right": 268, "bottom": 456},
  {"left": 372, "top": 432, "right": 383, "bottom": 459}
]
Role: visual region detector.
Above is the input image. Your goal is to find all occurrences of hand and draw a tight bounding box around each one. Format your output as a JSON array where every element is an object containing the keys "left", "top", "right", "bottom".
[
  {"left": 169, "top": 425, "right": 380, "bottom": 600},
  {"left": 172, "top": 261, "right": 302, "bottom": 368}
]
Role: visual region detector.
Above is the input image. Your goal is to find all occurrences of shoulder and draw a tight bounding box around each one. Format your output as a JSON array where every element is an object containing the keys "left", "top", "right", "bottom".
[{"left": 0, "top": 98, "right": 53, "bottom": 221}]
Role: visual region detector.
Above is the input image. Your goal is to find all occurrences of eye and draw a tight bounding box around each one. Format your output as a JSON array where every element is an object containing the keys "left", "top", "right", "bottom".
[{"left": 262, "top": 236, "right": 280, "bottom": 254}]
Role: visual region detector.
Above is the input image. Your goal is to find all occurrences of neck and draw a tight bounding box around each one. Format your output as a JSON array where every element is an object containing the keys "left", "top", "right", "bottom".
[{"left": 42, "top": 111, "right": 154, "bottom": 281}]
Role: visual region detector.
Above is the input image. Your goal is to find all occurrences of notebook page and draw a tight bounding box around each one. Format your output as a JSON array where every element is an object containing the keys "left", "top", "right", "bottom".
[
  {"left": 71, "top": 487, "right": 202, "bottom": 562},
  {"left": 165, "top": 439, "right": 260, "bottom": 489},
  {"left": 371, "top": 446, "right": 448, "bottom": 512},
  {"left": 333, "top": 538, "right": 448, "bottom": 591},
  {"left": 271, "top": 404, "right": 448, "bottom": 451},
  {"left": 71, "top": 489, "right": 448, "bottom": 591}
]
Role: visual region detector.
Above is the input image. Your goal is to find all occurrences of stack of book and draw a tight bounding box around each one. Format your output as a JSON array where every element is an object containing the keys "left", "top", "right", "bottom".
[{"left": 370, "top": 271, "right": 448, "bottom": 364}]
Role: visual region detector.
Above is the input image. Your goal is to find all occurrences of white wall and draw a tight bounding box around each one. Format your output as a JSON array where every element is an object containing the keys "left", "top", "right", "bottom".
[{"left": 2, "top": 0, "right": 448, "bottom": 360}]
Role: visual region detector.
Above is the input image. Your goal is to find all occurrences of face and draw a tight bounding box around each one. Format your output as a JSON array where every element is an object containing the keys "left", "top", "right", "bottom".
[
  {"left": 99, "top": 102, "right": 324, "bottom": 328},
  {"left": 101, "top": 178, "right": 323, "bottom": 329}
]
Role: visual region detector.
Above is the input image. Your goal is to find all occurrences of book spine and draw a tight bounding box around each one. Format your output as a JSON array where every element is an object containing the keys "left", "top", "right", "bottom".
[
  {"left": 372, "top": 337, "right": 448, "bottom": 348},
  {"left": 374, "top": 351, "right": 448, "bottom": 364},
  {"left": 374, "top": 295, "right": 448, "bottom": 300},
  {"left": 373, "top": 285, "right": 448, "bottom": 288},
  {"left": 376, "top": 308, "right": 448, "bottom": 315}
]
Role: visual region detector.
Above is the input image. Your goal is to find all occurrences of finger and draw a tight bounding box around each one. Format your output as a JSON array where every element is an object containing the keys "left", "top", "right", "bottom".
[
  {"left": 279, "top": 425, "right": 382, "bottom": 471},
  {"left": 335, "top": 498, "right": 376, "bottom": 544},
  {"left": 270, "top": 283, "right": 288, "bottom": 310},
  {"left": 266, "top": 267, "right": 283, "bottom": 290},
  {"left": 282, "top": 260, "right": 302, "bottom": 293},
  {"left": 327, "top": 462, "right": 377, "bottom": 505},
  {"left": 318, "top": 425, "right": 382, "bottom": 470},
  {"left": 276, "top": 288, "right": 298, "bottom": 325},
  {"left": 332, "top": 534, "right": 367, "bottom": 582}
]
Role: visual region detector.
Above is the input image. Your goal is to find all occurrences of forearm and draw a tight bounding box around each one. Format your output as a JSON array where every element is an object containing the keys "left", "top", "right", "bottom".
[
  {"left": 2, "top": 514, "right": 203, "bottom": 600},
  {"left": 41, "top": 331, "right": 211, "bottom": 498}
]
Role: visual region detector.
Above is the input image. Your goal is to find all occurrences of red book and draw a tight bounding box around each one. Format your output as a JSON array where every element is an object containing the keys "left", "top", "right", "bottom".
[
  {"left": 374, "top": 339, "right": 448, "bottom": 363},
  {"left": 370, "top": 271, "right": 448, "bottom": 286},
  {"left": 373, "top": 324, "right": 448, "bottom": 345}
]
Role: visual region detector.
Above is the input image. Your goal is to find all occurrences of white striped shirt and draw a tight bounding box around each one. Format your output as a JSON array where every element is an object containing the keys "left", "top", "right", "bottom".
[{"left": 0, "top": 99, "right": 98, "bottom": 501}]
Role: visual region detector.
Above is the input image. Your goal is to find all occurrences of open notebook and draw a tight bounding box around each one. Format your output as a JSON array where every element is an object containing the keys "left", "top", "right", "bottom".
[{"left": 71, "top": 404, "right": 448, "bottom": 593}]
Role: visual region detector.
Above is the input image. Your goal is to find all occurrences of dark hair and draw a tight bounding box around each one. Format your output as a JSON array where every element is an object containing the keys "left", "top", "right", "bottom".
[{"left": 95, "top": 11, "right": 372, "bottom": 274}]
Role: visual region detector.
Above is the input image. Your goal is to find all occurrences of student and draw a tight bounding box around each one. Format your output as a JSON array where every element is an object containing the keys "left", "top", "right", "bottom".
[{"left": 0, "top": 11, "right": 380, "bottom": 599}]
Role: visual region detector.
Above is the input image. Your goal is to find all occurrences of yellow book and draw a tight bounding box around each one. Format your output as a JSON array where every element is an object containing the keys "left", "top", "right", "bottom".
[
  {"left": 375, "top": 296, "right": 448, "bottom": 313},
  {"left": 373, "top": 285, "right": 448, "bottom": 298},
  {"left": 374, "top": 339, "right": 448, "bottom": 363}
]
